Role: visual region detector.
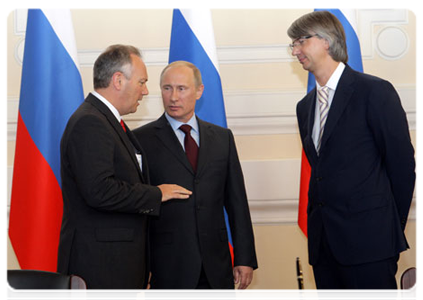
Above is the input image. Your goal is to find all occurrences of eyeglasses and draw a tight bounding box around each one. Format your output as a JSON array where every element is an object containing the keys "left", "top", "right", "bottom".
[{"left": 289, "top": 34, "right": 319, "bottom": 51}]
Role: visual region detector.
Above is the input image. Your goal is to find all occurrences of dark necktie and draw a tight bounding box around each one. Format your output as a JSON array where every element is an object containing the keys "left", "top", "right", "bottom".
[
  {"left": 179, "top": 124, "right": 198, "bottom": 172},
  {"left": 120, "top": 119, "right": 127, "bottom": 132}
]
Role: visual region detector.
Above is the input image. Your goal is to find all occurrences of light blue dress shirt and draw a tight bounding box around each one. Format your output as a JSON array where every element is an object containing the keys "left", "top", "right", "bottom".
[{"left": 165, "top": 113, "right": 200, "bottom": 151}]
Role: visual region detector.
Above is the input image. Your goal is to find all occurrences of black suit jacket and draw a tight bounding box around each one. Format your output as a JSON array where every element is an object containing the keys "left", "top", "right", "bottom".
[
  {"left": 297, "top": 65, "right": 415, "bottom": 266},
  {"left": 133, "top": 114, "right": 258, "bottom": 289},
  {"left": 57, "top": 93, "right": 162, "bottom": 289}
]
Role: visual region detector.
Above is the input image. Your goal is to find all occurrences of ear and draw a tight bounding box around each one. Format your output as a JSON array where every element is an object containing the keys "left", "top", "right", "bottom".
[
  {"left": 195, "top": 84, "right": 205, "bottom": 100},
  {"left": 112, "top": 72, "right": 124, "bottom": 90},
  {"left": 323, "top": 38, "right": 330, "bottom": 50}
]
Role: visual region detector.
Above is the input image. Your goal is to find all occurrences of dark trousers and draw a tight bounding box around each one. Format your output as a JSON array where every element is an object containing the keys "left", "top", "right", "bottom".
[
  {"left": 145, "top": 270, "right": 236, "bottom": 300},
  {"left": 88, "top": 294, "right": 137, "bottom": 300},
  {"left": 312, "top": 231, "right": 399, "bottom": 289}
]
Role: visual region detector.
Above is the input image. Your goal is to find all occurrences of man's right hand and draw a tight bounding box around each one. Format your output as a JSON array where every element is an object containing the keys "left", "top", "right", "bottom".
[{"left": 158, "top": 184, "right": 192, "bottom": 202}]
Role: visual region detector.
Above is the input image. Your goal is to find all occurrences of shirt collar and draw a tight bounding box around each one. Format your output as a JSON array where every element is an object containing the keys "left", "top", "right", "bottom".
[
  {"left": 165, "top": 113, "right": 199, "bottom": 133},
  {"left": 92, "top": 91, "right": 122, "bottom": 122},
  {"left": 316, "top": 62, "right": 345, "bottom": 91}
]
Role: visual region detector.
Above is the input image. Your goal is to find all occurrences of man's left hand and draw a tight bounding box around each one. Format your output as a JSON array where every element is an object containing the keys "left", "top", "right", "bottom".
[{"left": 233, "top": 265, "right": 254, "bottom": 289}]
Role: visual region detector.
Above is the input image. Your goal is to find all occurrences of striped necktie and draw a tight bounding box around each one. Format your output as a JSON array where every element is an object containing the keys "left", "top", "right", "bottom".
[{"left": 317, "top": 86, "right": 329, "bottom": 154}]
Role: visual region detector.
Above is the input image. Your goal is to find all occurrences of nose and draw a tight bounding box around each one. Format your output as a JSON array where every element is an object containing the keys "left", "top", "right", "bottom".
[
  {"left": 170, "top": 89, "right": 179, "bottom": 101},
  {"left": 291, "top": 46, "right": 301, "bottom": 56},
  {"left": 142, "top": 83, "right": 149, "bottom": 96}
]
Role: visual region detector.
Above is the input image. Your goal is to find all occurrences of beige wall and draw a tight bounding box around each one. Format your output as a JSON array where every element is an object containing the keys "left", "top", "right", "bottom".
[{"left": 6, "top": 9, "right": 416, "bottom": 289}]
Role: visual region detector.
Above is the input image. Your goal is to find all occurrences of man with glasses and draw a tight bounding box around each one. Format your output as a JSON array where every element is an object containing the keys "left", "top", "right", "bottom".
[{"left": 288, "top": 11, "right": 415, "bottom": 289}]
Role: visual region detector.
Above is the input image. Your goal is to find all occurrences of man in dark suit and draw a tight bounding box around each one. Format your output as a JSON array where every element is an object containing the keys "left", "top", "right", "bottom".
[
  {"left": 287, "top": 11, "right": 415, "bottom": 289},
  {"left": 133, "top": 61, "right": 258, "bottom": 289},
  {"left": 57, "top": 45, "right": 191, "bottom": 289}
]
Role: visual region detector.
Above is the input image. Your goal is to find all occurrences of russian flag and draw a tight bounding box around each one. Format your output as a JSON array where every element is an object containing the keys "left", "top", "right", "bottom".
[
  {"left": 168, "top": 9, "right": 234, "bottom": 263},
  {"left": 9, "top": 9, "right": 84, "bottom": 271},
  {"left": 298, "top": 9, "right": 364, "bottom": 237}
]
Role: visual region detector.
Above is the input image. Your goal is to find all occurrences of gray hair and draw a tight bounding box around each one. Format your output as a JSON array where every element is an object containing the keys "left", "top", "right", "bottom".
[
  {"left": 93, "top": 44, "right": 142, "bottom": 89},
  {"left": 287, "top": 11, "right": 348, "bottom": 63},
  {"left": 160, "top": 61, "right": 203, "bottom": 88}
]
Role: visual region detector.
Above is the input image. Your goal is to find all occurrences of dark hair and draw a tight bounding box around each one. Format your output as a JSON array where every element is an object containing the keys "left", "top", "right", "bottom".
[
  {"left": 287, "top": 11, "right": 348, "bottom": 63},
  {"left": 93, "top": 44, "right": 142, "bottom": 89}
]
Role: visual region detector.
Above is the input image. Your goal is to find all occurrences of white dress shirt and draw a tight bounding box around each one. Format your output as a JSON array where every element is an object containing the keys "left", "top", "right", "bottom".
[{"left": 312, "top": 62, "right": 346, "bottom": 149}]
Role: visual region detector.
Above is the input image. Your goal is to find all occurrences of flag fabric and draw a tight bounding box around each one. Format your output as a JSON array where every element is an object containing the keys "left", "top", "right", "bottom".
[
  {"left": 298, "top": 9, "right": 364, "bottom": 237},
  {"left": 298, "top": 149, "right": 311, "bottom": 236},
  {"left": 9, "top": 9, "right": 84, "bottom": 271},
  {"left": 168, "top": 9, "right": 234, "bottom": 263}
]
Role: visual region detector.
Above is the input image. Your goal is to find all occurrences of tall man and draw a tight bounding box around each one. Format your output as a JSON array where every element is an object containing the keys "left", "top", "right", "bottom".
[
  {"left": 134, "top": 61, "right": 258, "bottom": 289},
  {"left": 57, "top": 45, "right": 191, "bottom": 289},
  {"left": 288, "top": 11, "right": 415, "bottom": 289}
]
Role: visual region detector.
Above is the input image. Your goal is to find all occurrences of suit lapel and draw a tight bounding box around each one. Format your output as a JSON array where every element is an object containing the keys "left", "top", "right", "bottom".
[
  {"left": 86, "top": 94, "right": 145, "bottom": 182},
  {"left": 126, "top": 129, "right": 147, "bottom": 182},
  {"left": 196, "top": 118, "right": 212, "bottom": 177},
  {"left": 319, "top": 66, "right": 355, "bottom": 151},
  {"left": 304, "top": 90, "right": 318, "bottom": 166},
  {"left": 154, "top": 115, "right": 195, "bottom": 174}
]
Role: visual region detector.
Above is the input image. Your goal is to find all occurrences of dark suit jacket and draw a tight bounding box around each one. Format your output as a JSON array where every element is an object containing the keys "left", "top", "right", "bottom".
[
  {"left": 133, "top": 114, "right": 258, "bottom": 289},
  {"left": 57, "top": 93, "right": 162, "bottom": 289},
  {"left": 297, "top": 65, "right": 415, "bottom": 266}
]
